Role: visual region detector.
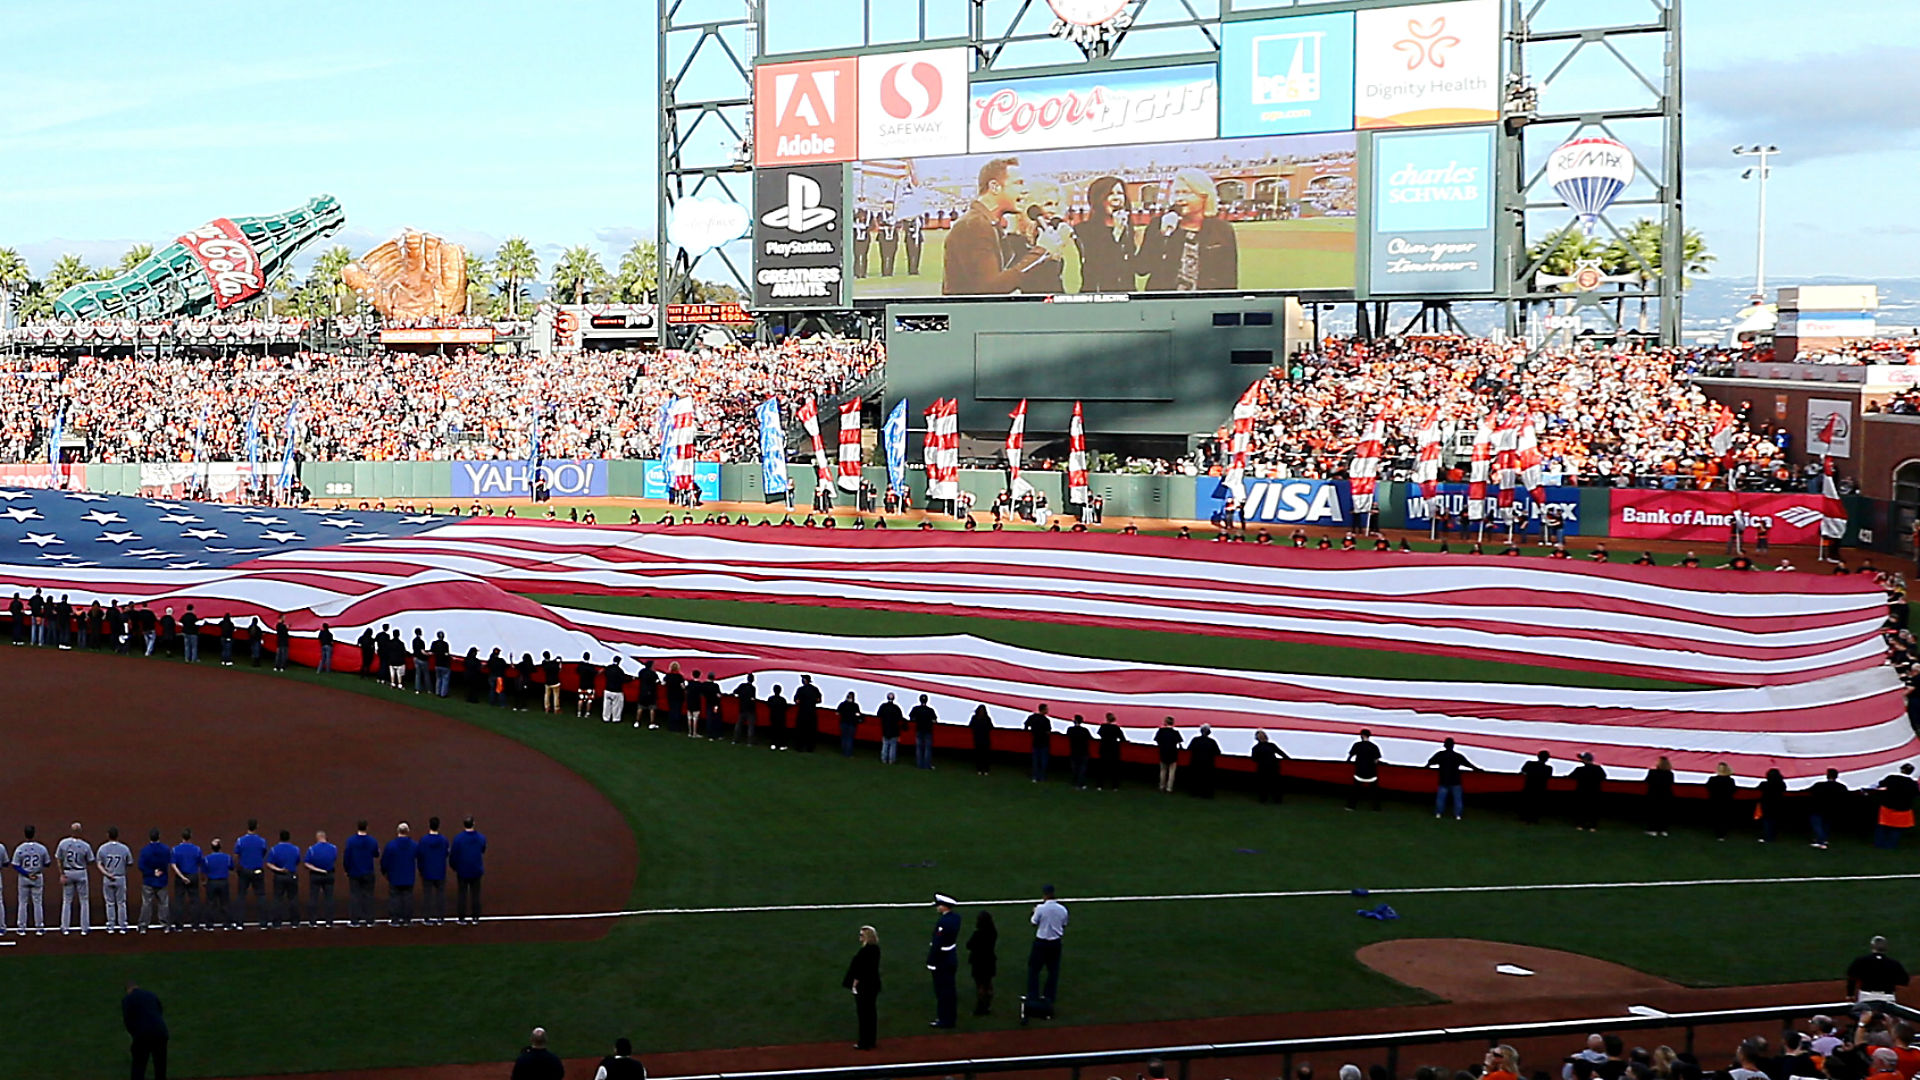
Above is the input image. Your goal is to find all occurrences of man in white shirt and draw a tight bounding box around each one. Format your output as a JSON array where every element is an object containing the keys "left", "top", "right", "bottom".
[
  {"left": 96, "top": 826, "right": 133, "bottom": 934},
  {"left": 1027, "top": 884, "right": 1069, "bottom": 1012},
  {"left": 54, "top": 822, "right": 94, "bottom": 935}
]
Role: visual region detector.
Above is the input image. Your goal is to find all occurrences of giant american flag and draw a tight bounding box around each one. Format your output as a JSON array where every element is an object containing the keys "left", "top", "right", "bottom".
[{"left": 0, "top": 488, "right": 1908, "bottom": 787}]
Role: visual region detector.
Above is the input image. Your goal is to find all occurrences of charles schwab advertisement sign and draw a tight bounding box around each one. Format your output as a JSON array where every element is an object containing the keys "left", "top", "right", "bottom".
[
  {"left": 1368, "top": 126, "right": 1496, "bottom": 295},
  {"left": 1196, "top": 477, "right": 1353, "bottom": 526},
  {"left": 754, "top": 164, "right": 848, "bottom": 309}
]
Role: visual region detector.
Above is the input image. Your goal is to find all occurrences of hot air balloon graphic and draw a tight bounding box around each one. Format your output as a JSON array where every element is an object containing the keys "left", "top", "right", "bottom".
[{"left": 1546, "top": 136, "right": 1635, "bottom": 233}]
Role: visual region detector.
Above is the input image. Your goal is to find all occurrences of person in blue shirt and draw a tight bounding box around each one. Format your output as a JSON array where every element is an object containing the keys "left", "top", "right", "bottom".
[
  {"left": 415, "top": 817, "right": 451, "bottom": 926},
  {"left": 342, "top": 821, "right": 381, "bottom": 928},
  {"left": 303, "top": 830, "right": 339, "bottom": 928},
  {"left": 449, "top": 816, "right": 487, "bottom": 925},
  {"left": 267, "top": 830, "right": 303, "bottom": 929},
  {"left": 200, "top": 838, "right": 234, "bottom": 930},
  {"left": 380, "top": 822, "right": 418, "bottom": 927},
  {"left": 136, "top": 829, "right": 171, "bottom": 933},
  {"left": 232, "top": 819, "right": 269, "bottom": 928},
  {"left": 169, "top": 829, "right": 203, "bottom": 932}
]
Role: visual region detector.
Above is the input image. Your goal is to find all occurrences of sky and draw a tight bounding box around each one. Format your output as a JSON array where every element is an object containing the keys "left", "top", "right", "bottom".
[{"left": 4, "top": 0, "right": 1919, "bottom": 297}]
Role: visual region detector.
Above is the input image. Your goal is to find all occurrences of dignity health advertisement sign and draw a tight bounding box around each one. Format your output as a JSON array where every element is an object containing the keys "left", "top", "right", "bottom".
[{"left": 1368, "top": 126, "right": 1496, "bottom": 295}]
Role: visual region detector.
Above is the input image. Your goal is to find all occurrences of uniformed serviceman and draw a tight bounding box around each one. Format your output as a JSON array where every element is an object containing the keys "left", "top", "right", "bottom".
[{"left": 927, "top": 893, "right": 962, "bottom": 1028}]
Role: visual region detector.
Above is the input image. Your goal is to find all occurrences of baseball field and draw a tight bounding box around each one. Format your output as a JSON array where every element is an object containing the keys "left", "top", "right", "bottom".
[{"left": 0, "top": 566, "right": 1910, "bottom": 1078}]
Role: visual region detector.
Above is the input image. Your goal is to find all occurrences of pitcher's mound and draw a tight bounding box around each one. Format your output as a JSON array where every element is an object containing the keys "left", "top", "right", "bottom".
[{"left": 1358, "top": 938, "right": 1681, "bottom": 1003}]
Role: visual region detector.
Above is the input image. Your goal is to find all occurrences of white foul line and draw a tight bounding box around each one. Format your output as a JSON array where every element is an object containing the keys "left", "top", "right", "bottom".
[{"left": 467, "top": 871, "right": 1920, "bottom": 925}]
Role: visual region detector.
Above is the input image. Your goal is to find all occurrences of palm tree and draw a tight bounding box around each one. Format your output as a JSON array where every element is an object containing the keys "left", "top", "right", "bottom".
[
  {"left": 118, "top": 244, "right": 155, "bottom": 274},
  {"left": 551, "top": 245, "right": 608, "bottom": 305},
  {"left": 463, "top": 253, "right": 496, "bottom": 317},
  {"left": 493, "top": 237, "right": 538, "bottom": 317},
  {"left": 44, "top": 254, "right": 97, "bottom": 300},
  {"left": 1602, "top": 218, "right": 1716, "bottom": 331},
  {"left": 1527, "top": 228, "right": 1605, "bottom": 285},
  {"left": 309, "top": 245, "right": 355, "bottom": 315},
  {"left": 0, "top": 248, "right": 29, "bottom": 310},
  {"left": 615, "top": 240, "right": 657, "bottom": 303}
]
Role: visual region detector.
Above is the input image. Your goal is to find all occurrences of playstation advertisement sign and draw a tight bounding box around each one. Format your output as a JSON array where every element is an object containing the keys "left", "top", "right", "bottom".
[{"left": 754, "top": 164, "right": 849, "bottom": 309}]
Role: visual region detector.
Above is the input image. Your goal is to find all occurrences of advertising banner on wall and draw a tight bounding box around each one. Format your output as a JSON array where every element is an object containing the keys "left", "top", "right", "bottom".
[
  {"left": 0, "top": 463, "right": 87, "bottom": 490},
  {"left": 1806, "top": 399, "right": 1853, "bottom": 458},
  {"left": 1220, "top": 11, "right": 1357, "bottom": 137},
  {"left": 753, "top": 57, "right": 859, "bottom": 167},
  {"left": 1354, "top": 0, "right": 1499, "bottom": 130},
  {"left": 642, "top": 461, "right": 721, "bottom": 501},
  {"left": 1368, "top": 126, "right": 1496, "bottom": 295},
  {"left": 1403, "top": 483, "right": 1590, "bottom": 535},
  {"left": 967, "top": 64, "right": 1218, "bottom": 154},
  {"left": 1195, "top": 476, "right": 1354, "bottom": 526},
  {"left": 755, "top": 165, "right": 848, "bottom": 309},
  {"left": 451, "top": 460, "right": 609, "bottom": 498},
  {"left": 858, "top": 48, "right": 969, "bottom": 159},
  {"left": 1608, "top": 490, "right": 1829, "bottom": 545},
  {"left": 853, "top": 131, "right": 1356, "bottom": 299}
]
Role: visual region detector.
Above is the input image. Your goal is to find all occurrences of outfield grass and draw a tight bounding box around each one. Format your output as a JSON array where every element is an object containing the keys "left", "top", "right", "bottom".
[
  {"left": 3, "top": 659, "right": 1907, "bottom": 1078},
  {"left": 530, "top": 593, "right": 1702, "bottom": 691}
]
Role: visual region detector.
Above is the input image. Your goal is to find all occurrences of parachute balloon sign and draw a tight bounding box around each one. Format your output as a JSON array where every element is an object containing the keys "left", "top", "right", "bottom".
[{"left": 1547, "top": 136, "right": 1635, "bottom": 233}]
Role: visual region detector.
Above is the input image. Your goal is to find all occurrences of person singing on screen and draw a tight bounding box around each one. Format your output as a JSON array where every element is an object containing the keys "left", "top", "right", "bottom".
[
  {"left": 941, "top": 158, "right": 1065, "bottom": 295},
  {"left": 1137, "top": 168, "right": 1237, "bottom": 292},
  {"left": 1074, "top": 175, "right": 1138, "bottom": 293}
]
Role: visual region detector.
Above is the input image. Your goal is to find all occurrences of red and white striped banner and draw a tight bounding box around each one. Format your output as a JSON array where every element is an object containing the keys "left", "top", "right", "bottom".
[
  {"left": 1467, "top": 417, "right": 1492, "bottom": 523},
  {"left": 799, "top": 397, "right": 831, "bottom": 484},
  {"left": 1068, "top": 401, "right": 1090, "bottom": 505},
  {"left": 1348, "top": 411, "right": 1385, "bottom": 516},
  {"left": 1006, "top": 399, "right": 1029, "bottom": 497},
  {"left": 923, "top": 398, "right": 959, "bottom": 502},
  {"left": 836, "top": 400, "right": 862, "bottom": 493},
  {"left": 1413, "top": 407, "right": 1443, "bottom": 515},
  {"left": 1224, "top": 383, "right": 1259, "bottom": 503}
]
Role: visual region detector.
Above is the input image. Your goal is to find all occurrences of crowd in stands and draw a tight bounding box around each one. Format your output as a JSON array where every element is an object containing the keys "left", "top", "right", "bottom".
[
  {"left": 1196, "top": 338, "right": 1795, "bottom": 490},
  {"left": 0, "top": 339, "right": 881, "bottom": 464}
]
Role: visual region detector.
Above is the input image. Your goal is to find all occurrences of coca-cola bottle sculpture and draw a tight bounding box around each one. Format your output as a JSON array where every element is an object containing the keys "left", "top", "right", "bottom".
[{"left": 53, "top": 195, "right": 346, "bottom": 320}]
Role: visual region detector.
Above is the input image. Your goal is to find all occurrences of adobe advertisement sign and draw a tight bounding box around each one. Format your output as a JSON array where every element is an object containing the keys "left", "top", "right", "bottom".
[
  {"left": 1220, "top": 11, "right": 1357, "bottom": 138},
  {"left": 1354, "top": 0, "right": 1499, "bottom": 130},
  {"left": 858, "top": 48, "right": 969, "bottom": 159},
  {"left": 967, "top": 64, "right": 1218, "bottom": 154},
  {"left": 1368, "top": 126, "right": 1496, "bottom": 295},
  {"left": 754, "top": 164, "right": 848, "bottom": 309},
  {"left": 754, "top": 57, "right": 858, "bottom": 167},
  {"left": 1608, "top": 491, "right": 1829, "bottom": 545}
]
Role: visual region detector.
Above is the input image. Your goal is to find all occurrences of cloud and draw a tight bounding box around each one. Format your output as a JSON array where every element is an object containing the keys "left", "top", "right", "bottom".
[{"left": 1687, "top": 47, "right": 1920, "bottom": 163}]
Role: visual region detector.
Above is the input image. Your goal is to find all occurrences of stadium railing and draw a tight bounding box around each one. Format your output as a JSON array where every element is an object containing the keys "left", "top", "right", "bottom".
[{"left": 656, "top": 1001, "right": 1873, "bottom": 1080}]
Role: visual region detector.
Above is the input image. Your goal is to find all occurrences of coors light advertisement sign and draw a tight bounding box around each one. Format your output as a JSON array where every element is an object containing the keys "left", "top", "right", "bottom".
[
  {"left": 177, "top": 218, "right": 265, "bottom": 309},
  {"left": 967, "top": 63, "right": 1218, "bottom": 153}
]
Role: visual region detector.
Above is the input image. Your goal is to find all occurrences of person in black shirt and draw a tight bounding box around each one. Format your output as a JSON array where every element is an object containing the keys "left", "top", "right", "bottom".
[
  {"left": 1809, "top": 767, "right": 1850, "bottom": 850},
  {"left": 219, "top": 614, "right": 236, "bottom": 666},
  {"left": 1187, "top": 725, "right": 1221, "bottom": 798},
  {"left": 836, "top": 693, "right": 863, "bottom": 758},
  {"left": 54, "top": 594, "right": 72, "bottom": 648},
  {"left": 874, "top": 691, "right": 902, "bottom": 762},
  {"left": 1706, "top": 762, "right": 1738, "bottom": 840},
  {"left": 1251, "top": 730, "right": 1289, "bottom": 803},
  {"left": 431, "top": 632, "right": 452, "bottom": 697},
  {"left": 574, "top": 653, "right": 599, "bottom": 718},
  {"left": 765, "top": 684, "right": 790, "bottom": 749},
  {"left": 1519, "top": 750, "right": 1553, "bottom": 824},
  {"left": 664, "top": 662, "right": 687, "bottom": 732},
  {"left": 540, "top": 652, "right": 562, "bottom": 714},
  {"left": 274, "top": 617, "right": 291, "bottom": 671},
  {"left": 249, "top": 616, "right": 267, "bottom": 668},
  {"left": 1096, "top": 713, "right": 1126, "bottom": 790},
  {"left": 515, "top": 653, "right": 537, "bottom": 712},
  {"left": 179, "top": 605, "right": 199, "bottom": 663},
  {"left": 595, "top": 1037, "right": 648, "bottom": 1079},
  {"left": 1570, "top": 752, "right": 1606, "bottom": 831},
  {"left": 1757, "top": 767, "right": 1789, "bottom": 843},
  {"left": 700, "top": 672, "right": 725, "bottom": 739},
  {"left": 317, "top": 623, "right": 335, "bottom": 673},
  {"left": 635, "top": 660, "right": 659, "bottom": 729},
  {"left": 1644, "top": 756, "right": 1675, "bottom": 836},
  {"left": 1066, "top": 715, "right": 1092, "bottom": 789},
  {"left": 734, "top": 675, "right": 760, "bottom": 745},
  {"left": 158, "top": 607, "right": 178, "bottom": 658},
  {"left": 1633, "top": 551, "right": 1656, "bottom": 566},
  {"left": 357, "top": 627, "right": 376, "bottom": 676},
  {"left": 1024, "top": 704, "right": 1053, "bottom": 782},
  {"left": 843, "top": 926, "right": 883, "bottom": 1050},
  {"left": 1846, "top": 936, "right": 1910, "bottom": 1006},
  {"left": 6, "top": 592, "right": 21, "bottom": 645},
  {"left": 793, "top": 674, "right": 822, "bottom": 751},
  {"left": 511, "top": 1028, "right": 564, "bottom": 1080},
  {"left": 1424, "top": 737, "right": 1479, "bottom": 820},
  {"left": 1872, "top": 764, "right": 1919, "bottom": 849},
  {"left": 462, "top": 647, "right": 485, "bottom": 703},
  {"left": 966, "top": 911, "right": 998, "bottom": 1016},
  {"left": 1345, "top": 729, "right": 1383, "bottom": 811},
  {"left": 910, "top": 695, "right": 938, "bottom": 769},
  {"left": 123, "top": 981, "right": 168, "bottom": 1080},
  {"left": 969, "top": 705, "right": 995, "bottom": 774},
  {"left": 1154, "top": 718, "right": 1183, "bottom": 793},
  {"left": 485, "top": 649, "right": 509, "bottom": 705}
]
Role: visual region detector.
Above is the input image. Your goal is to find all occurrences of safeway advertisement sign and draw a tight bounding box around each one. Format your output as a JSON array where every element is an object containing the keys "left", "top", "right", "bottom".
[
  {"left": 859, "top": 48, "right": 969, "bottom": 158},
  {"left": 754, "top": 57, "right": 859, "bottom": 167},
  {"left": 968, "top": 63, "right": 1218, "bottom": 153},
  {"left": 1609, "top": 491, "right": 1828, "bottom": 544}
]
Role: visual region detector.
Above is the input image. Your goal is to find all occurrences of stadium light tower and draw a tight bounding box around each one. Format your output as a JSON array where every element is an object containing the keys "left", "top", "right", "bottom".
[{"left": 1733, "top": 144, "right": 1779, "bottom": 303}]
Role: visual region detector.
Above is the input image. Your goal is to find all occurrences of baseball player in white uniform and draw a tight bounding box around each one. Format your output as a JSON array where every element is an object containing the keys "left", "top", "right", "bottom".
[
  {"left": 54, "top": 822, "right": 95, "bottom": 934},
  {"left": 12, "top": 825, "right": 50, "bottom": 934},
  {"left": 96, "top": 826, "right": 132, "bottom": 934}
]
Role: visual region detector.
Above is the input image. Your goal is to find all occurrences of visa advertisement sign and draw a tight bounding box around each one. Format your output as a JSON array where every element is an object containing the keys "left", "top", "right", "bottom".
[
  {"left": 1369, "top": 126, "right": 1496, "bottom": 295},
  {"left": 453, "top": 460, "right": 609, "bottom": 498},
  {"left": 1403, "top": 484, "right": 1589, "bottom": 536},
  {"left": 1220, "top": 12, "right": 1356, "bottom": 137},
  {"left": 967, "top": 64, "right": 1218, "bottom": 153},
  {"left": 1196, "top": 477, "right": 1353, "bottom": 526},
  {"left": 642, "top": 461, "right": 722, "bottom": 501}
]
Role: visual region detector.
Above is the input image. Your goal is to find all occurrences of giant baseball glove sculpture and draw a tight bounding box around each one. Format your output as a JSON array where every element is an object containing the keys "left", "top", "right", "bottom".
[{"left": 343, "top": 231, "right": 468, "bottom": 320}]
